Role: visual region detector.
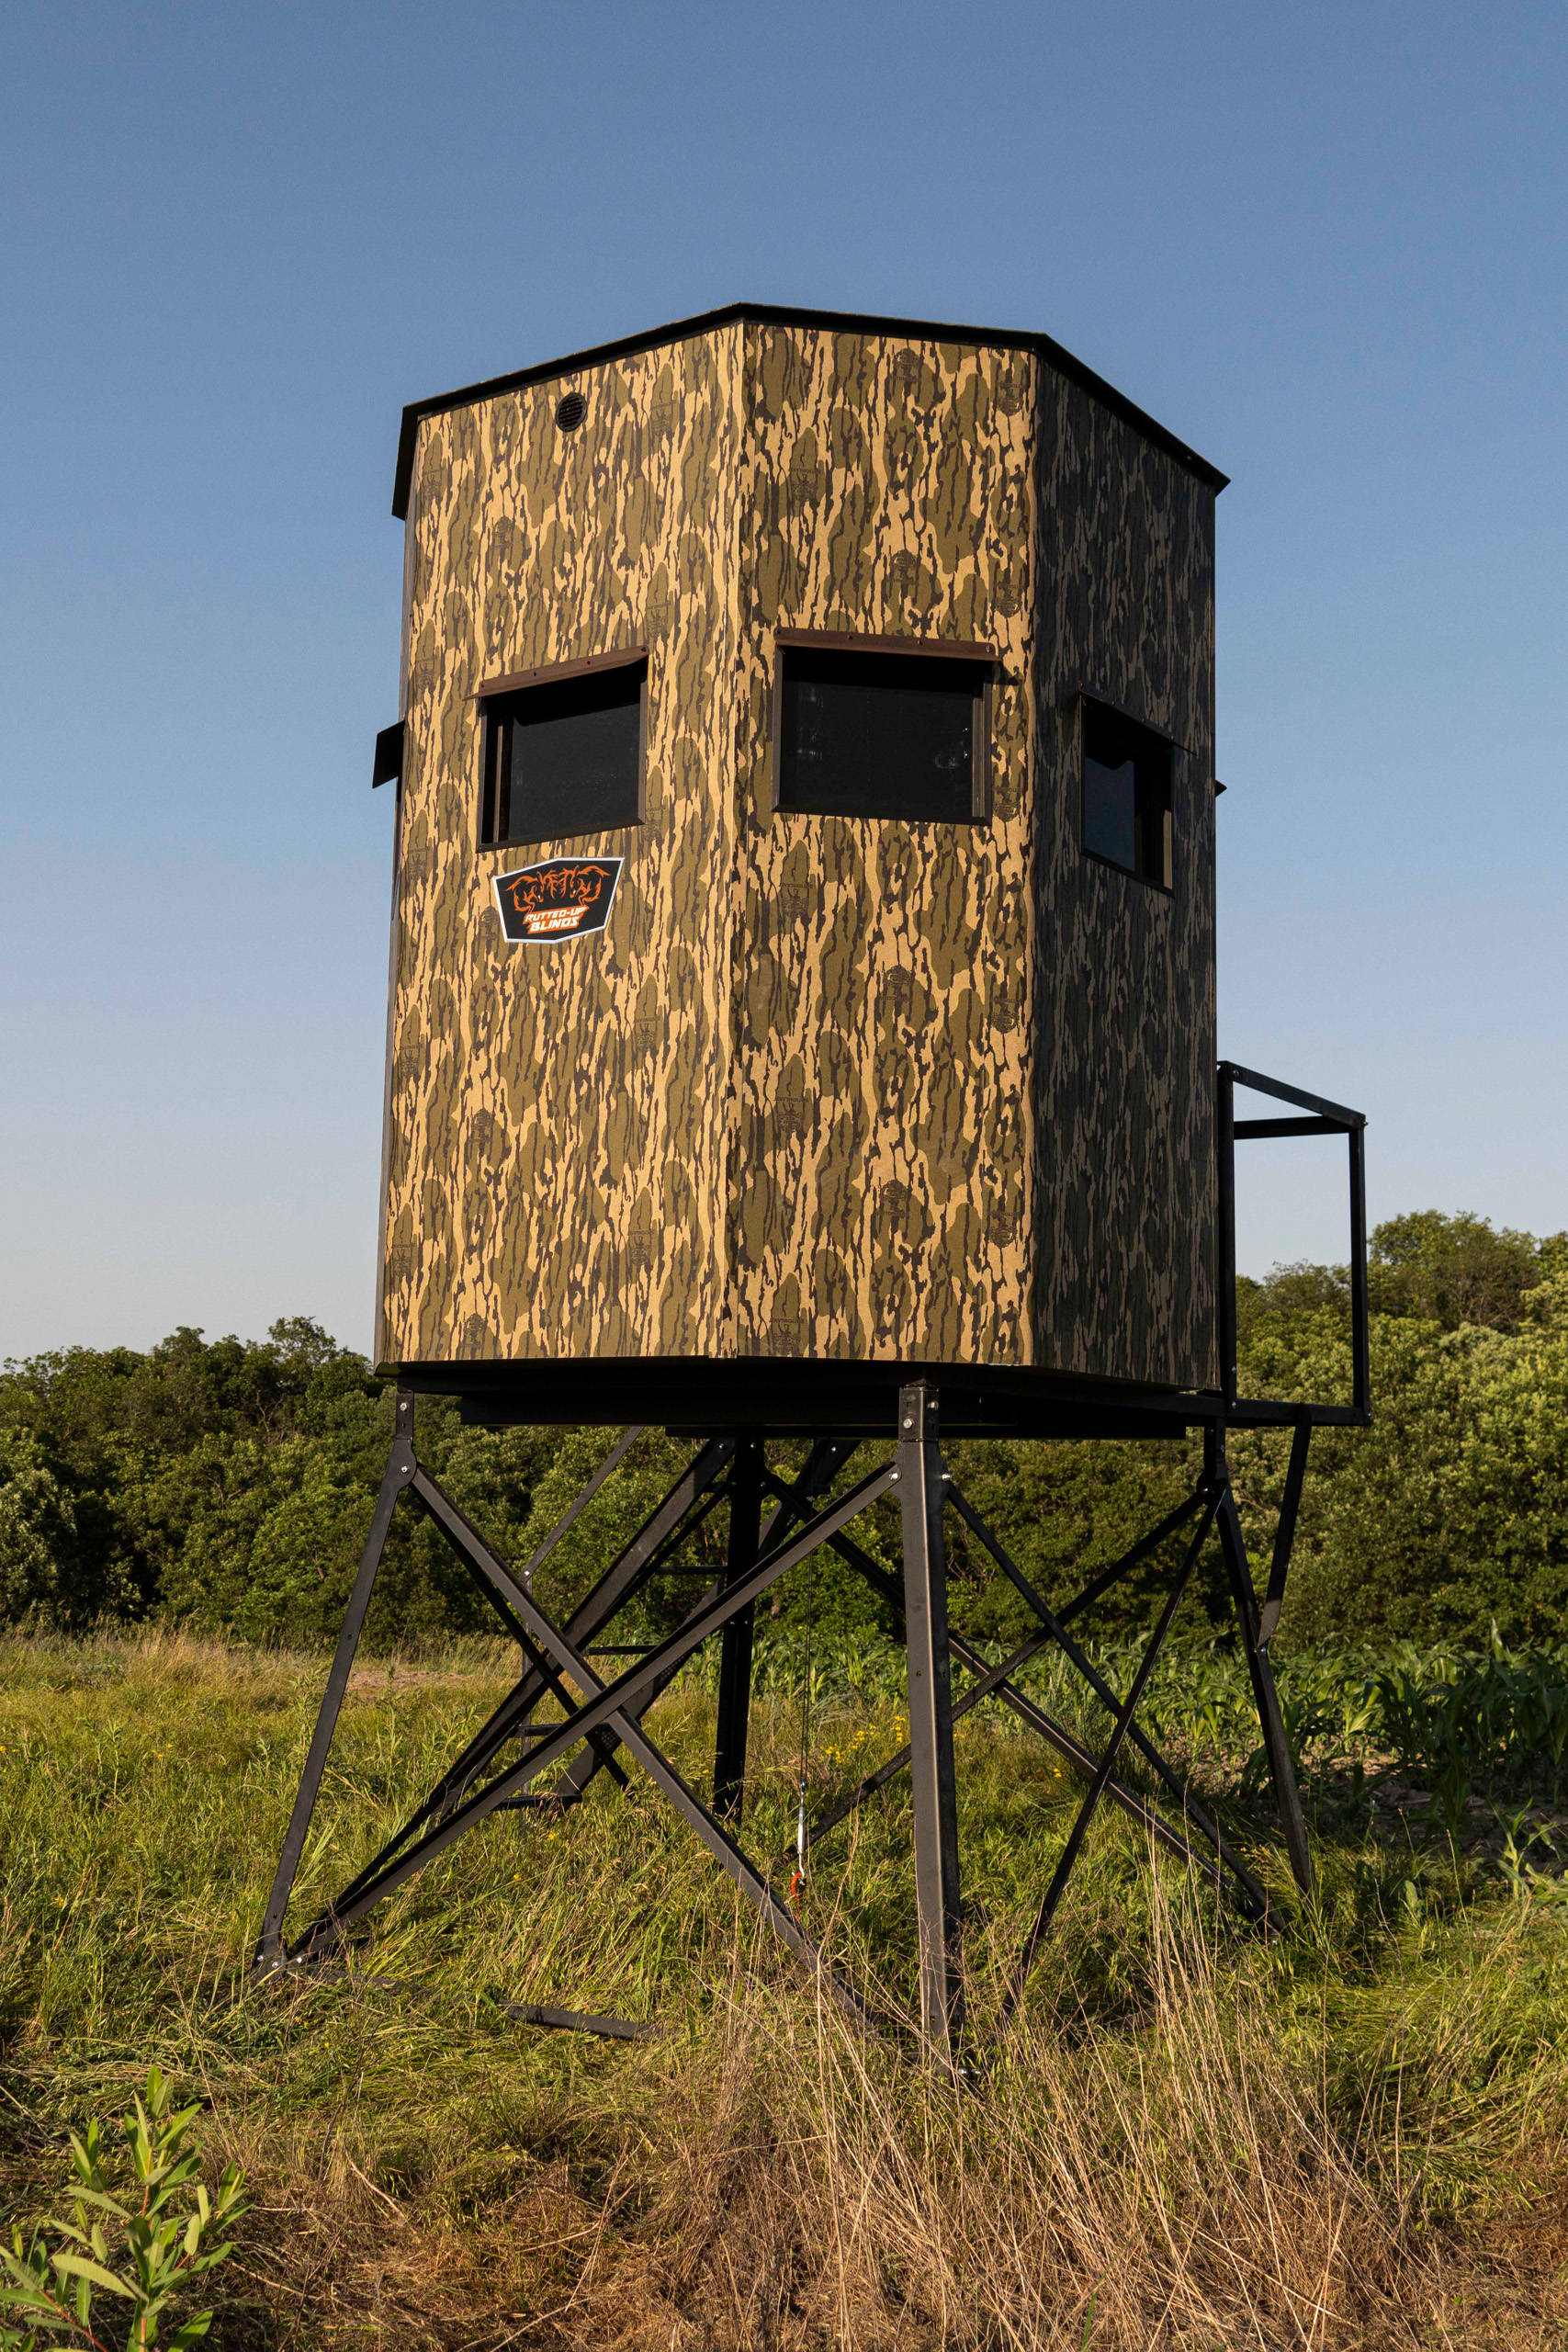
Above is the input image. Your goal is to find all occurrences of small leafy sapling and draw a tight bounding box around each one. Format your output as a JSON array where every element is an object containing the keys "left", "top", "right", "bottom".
[{"left": 0, "top": 2065, "right": 246, "bottom": 2351}]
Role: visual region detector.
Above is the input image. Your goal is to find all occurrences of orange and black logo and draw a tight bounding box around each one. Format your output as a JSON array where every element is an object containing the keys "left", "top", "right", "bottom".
[{"left": 492, "top": 856, "right": 623, "bottom": 944}]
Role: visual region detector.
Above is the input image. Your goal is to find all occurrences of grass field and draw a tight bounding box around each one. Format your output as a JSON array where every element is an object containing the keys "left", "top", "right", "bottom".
[{"left": 3, "top": 1628, "right": 1568, "bottom": 2349}]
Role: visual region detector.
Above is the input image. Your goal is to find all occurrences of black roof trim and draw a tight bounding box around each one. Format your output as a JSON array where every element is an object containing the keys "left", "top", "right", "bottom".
[{"left": 390, "top": 300, "right": 1228, "bottom": 518}]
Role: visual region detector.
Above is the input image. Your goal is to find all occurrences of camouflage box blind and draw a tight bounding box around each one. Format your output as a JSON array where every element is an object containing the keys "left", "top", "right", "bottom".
[{"left": 377, "top": 310, "right": 1220, "bottom": 1393}]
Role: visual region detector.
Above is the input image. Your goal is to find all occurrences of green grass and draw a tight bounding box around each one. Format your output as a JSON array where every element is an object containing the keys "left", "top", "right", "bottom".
[{"left": 3, "top": 1627, "right": 1568, "bottom": 2348}]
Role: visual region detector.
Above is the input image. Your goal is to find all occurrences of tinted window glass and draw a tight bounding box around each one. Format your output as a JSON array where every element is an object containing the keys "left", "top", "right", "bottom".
[
  {"left": 483, "top": 663, "right": 643, "bottom": 845},
  {"left": 1081, "top": 701, "right": 1172, "bottom": 886},
  {"left": 1082, "top": 741, "right": 1138, "bottom": 870},
  {"left": 776, "top": 648, "right": 985, "bottom": 820}
]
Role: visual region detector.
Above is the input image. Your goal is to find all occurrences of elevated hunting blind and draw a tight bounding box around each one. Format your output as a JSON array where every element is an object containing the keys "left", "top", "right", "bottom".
[
  {"left": 261, "top": 307, "right": 1371, "bottom": 2056},
  {"left": 374, "top": 303, "right": 1224, "bottom": 1416}
]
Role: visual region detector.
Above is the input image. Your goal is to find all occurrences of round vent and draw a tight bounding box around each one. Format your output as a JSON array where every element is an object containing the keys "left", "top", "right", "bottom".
[{"left": 555, "top": 390, "right": 587, "bottom": 433}]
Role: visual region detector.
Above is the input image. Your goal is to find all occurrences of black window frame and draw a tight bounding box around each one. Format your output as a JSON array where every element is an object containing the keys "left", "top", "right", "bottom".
[
  {"left": 770, "top": 628, "right": 994, "bottom": 823},
  {"left": 474, "top": 646, "right": 649, "bottom": 851},
  {"left": 1076, "top": 691, "right": 1176, "bottom": 892}
]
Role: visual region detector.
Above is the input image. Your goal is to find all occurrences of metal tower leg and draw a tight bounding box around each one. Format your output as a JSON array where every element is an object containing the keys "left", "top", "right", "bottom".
[
  {"left": 1213, "top": 1439, "right": 1315, "bottom": 1898},
  {"left": 897, "top": 1381, "right": 964, "bottom": 2052},
  {"left": 713, "top": 1438, "right": 763, "bottom": 1821},
  {"left": 253, "top": 1390, "right": 415, "bottom": 1968}
]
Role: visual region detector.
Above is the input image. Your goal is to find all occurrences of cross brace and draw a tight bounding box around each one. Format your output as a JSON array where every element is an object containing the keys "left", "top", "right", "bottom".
[{"left": 254, "top": 1385, "right": 1315, "bottom": 2059}]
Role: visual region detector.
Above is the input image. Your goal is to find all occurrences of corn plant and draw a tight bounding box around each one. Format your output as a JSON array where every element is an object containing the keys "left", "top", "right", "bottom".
[
  {"left": 1374, "top": 1631, "right": 1568, "bottom": 1835},
  {"left": 0, "top": 2067, "right": 245, "bottom": 2352}
]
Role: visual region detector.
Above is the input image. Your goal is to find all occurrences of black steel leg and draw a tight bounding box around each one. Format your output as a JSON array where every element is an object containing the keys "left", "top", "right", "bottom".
[
  {"left": 897, "top": 1382, "right": 964, "bottom": 2053},
  {"left": 252, "top": 1391, "right": 415, "bottom": 1968},
  {"left": 1258, "top": 1411, "right": 1312, "bottom": 1645},
  {"left": 258, "top": 1384, "right": 1328, "bottom": 2053},
  {"left": 1218, "top": 1479, "right": 1315, "bottom": 1897},
  {"left": 713, "top": 1438, "right": 763, "bottom": 1820}
]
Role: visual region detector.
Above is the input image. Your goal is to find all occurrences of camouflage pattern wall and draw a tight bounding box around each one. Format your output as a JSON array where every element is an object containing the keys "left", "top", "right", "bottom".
[
  {"left": 728, "top": 327, "right": 1039, "bottom": 1370},
  {"left": 378, "top": 316, "right": 1218, "bottom": 1390},
  {"left": 1031, "top": 379, "right": 1217, "bottom": 1386},
  {"left": 380, "top": 324, "right": 747, "bottom": 1367}
]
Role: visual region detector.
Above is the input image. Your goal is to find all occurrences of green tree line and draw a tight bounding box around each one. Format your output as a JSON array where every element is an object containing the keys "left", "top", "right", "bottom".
[{"left": 2, "top": 1210, "right": 1564, "bottom": 1653}]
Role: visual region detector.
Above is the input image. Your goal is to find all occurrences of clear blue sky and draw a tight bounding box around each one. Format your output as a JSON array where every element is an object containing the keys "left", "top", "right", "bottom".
[{"left": 2, "top": 1, "right": 1563, "bottom": 1360}]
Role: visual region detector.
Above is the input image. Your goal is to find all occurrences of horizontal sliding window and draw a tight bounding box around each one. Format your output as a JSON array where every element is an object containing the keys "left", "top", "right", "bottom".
[
  {"left": 1080, "top": 698, "right": 1172, "bottom": 888},
  {"left": 773, "top": 640, "right": 990, "bottom": 821},
  {"left": 480, "top": 658, "right": 646, "bottom": 847}
]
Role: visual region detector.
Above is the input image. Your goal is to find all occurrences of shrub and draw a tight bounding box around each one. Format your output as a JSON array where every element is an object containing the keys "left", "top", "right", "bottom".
[{"left": 0, "top": 2066, "right": 244, "bottom": 2351}]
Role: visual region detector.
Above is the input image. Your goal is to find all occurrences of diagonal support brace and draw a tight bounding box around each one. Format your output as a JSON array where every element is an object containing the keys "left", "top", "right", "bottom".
[{"left": 999, "top": 1484, "right": 1224, "bottom": 2022}]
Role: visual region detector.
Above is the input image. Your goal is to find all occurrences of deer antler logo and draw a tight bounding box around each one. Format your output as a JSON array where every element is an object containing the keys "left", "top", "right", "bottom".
[{"left": 492, "top": 856, "right": 624, "bottom": 944}]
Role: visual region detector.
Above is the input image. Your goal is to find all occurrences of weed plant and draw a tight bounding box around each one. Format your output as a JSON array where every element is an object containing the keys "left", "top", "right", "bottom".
[{"left": 3, "top": 1629, "right": 1568, "bottom": 2346}]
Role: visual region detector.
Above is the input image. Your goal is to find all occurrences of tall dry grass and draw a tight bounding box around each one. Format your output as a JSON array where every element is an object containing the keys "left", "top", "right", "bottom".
[
  {"left": 525, "top": 1893, "right": 1472, "bottom": 2348},
  {"left": 3, "top": 1629, "right": 1567, "bottom": 2347}
]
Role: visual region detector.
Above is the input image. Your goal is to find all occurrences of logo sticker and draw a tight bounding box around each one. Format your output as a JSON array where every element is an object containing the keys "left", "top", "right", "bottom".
[{"left": 492, "top": 857, "right": 623, "bottom": 944}]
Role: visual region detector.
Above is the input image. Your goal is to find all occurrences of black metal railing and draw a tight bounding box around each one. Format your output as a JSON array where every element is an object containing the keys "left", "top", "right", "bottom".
[{"left": 1216, "top": 1061, "right": 1370, "bottom": 1422}]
